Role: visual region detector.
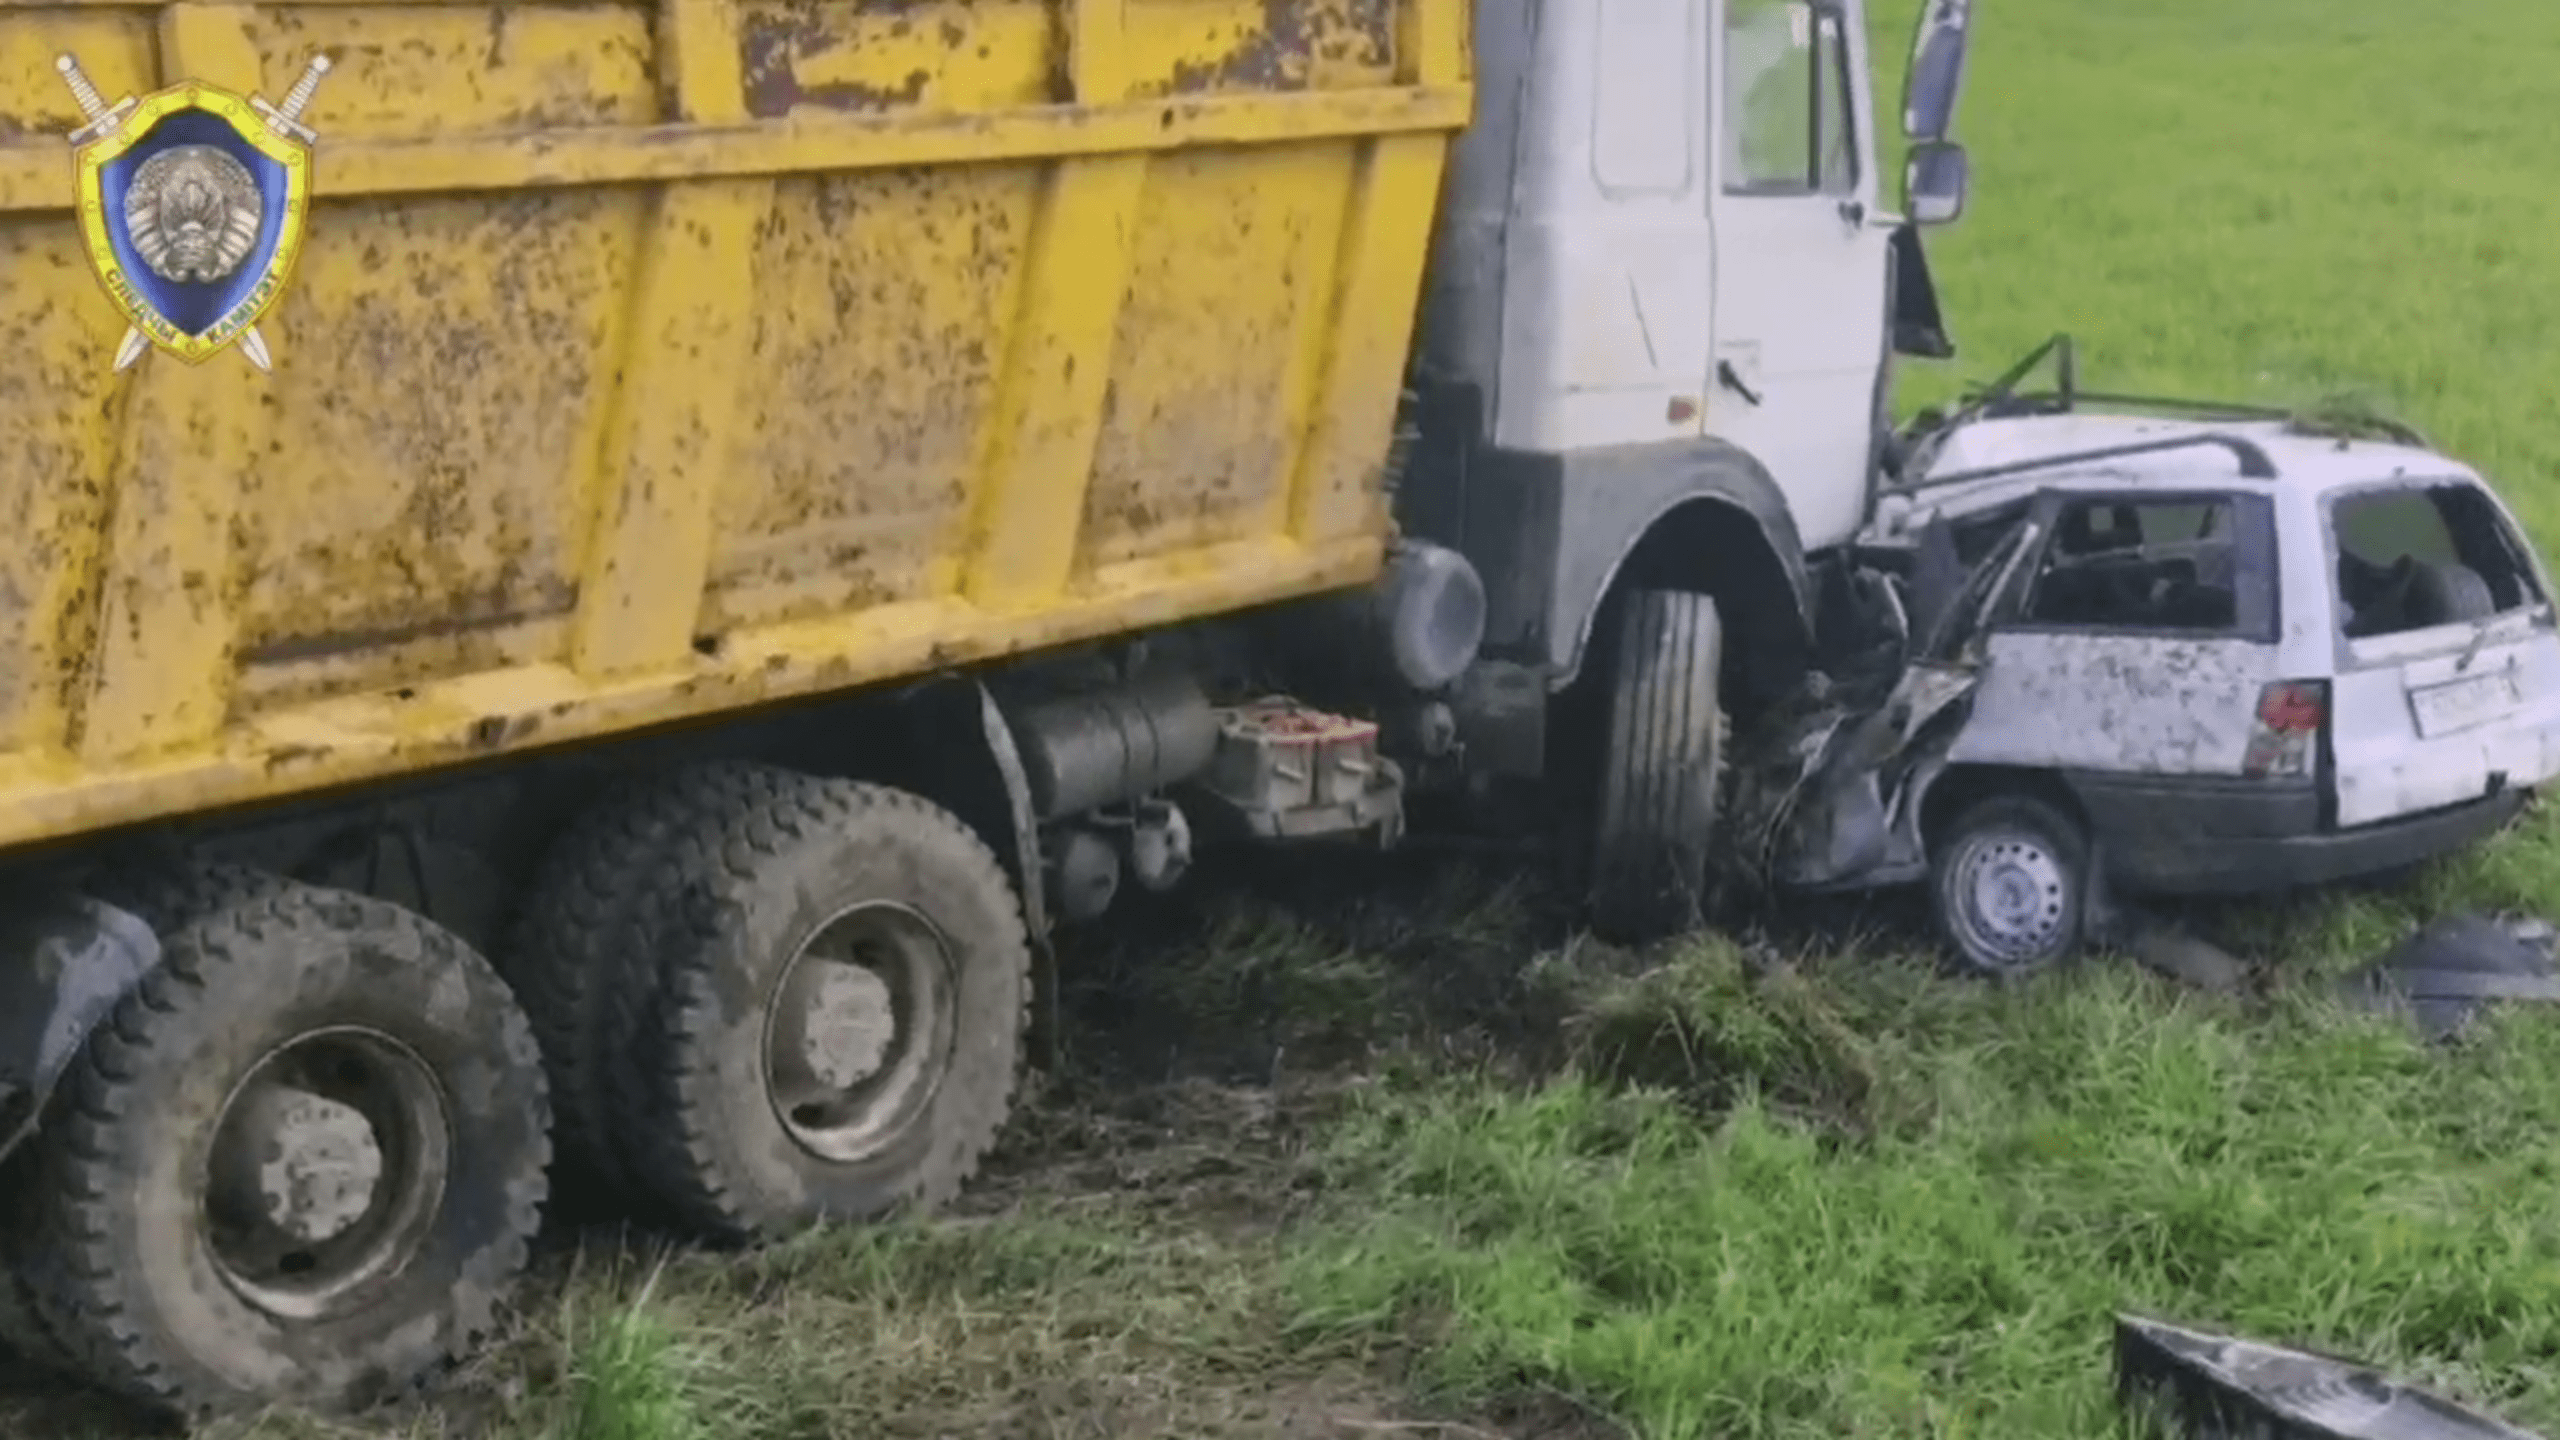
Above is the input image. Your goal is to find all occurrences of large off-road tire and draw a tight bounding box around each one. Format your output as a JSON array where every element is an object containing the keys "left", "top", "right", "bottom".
[
  {"left": 15, "top": 884, "right": 550, "bottom": 1422},
  {"left": 1587, "top": 589, "right": 1730, "bottom": 944},
  {"left": 619, "top": 770, "right": 1031, "bottom": 1244},
  {"left": 0, "top": 1175, "right": 68, "bottom": 1372},
  {"left": 499, "top": 761, "right": 771, "bottom": 1212},
  {"left": 1930, "top": 794, "right": 2092, "bottom": 978},
  {"left": 0, "top": 859, "right": 299, "bottom": 1374},
  {"left": 85, "top": 857, "right": 297, "bottom": 937}
]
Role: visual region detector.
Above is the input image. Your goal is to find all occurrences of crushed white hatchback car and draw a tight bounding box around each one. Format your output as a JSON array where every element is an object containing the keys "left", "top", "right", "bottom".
[{"left": 1737, "top": 380, "right": 2560, "bottom": 976}]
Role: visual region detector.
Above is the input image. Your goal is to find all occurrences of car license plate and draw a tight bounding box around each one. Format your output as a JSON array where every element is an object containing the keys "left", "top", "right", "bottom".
[{"left": 2410, "top": 672, "right": 2522, "bottom": 738}]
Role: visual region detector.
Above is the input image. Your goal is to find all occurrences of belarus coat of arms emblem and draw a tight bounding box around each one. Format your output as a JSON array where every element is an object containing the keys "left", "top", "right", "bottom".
[{"left": 54, "top": 52, "right": 333, "bottom": 373}]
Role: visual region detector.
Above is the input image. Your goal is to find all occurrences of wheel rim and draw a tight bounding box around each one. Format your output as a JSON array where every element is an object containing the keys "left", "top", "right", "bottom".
[
  {"left": 761, "top": 901, "right": 958, "bottom": 1165},
  {"left": 203, "top": 1027, "right": 452, "bottom": 1322},
  {"left": 1946, "top": 827, "right": 2073, "bottom": 969}
]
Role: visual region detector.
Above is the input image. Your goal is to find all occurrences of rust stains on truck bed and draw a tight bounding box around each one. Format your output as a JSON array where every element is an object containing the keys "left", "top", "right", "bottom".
[
  {"left": 739, "top": 2, "right": 938, "bottom": 120},
  {"left": 735, "top": 1, "right": 1020, "bottom": 121},
  {"left": 1164, "top": 0, "right": 1395, "bottom": 95},
  {"left": 0, "top": 0, "right": 1461, "bottom": 851}
]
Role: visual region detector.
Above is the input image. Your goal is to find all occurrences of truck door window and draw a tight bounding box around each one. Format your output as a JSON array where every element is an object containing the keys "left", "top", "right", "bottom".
[
  {"left": 2017, "top": 496, "right": 2272, "bottom": 638},
  {"left": 1722, "top": 0, "right": 1858, "bottom": 195}
]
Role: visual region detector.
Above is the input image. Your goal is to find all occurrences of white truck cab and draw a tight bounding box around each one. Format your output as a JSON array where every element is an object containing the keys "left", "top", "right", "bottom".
[
  {"left": 1398, "top": 0, "right": 1973, "bottom": 940},
  {"left": 1425, "top": 0, "right": 1892, "bottom": 545}
]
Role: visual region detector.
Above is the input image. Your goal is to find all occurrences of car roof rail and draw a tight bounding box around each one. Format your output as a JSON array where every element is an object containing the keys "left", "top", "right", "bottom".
[
  {"left": 1988, "top": 389, "right": 2433, "bottom": 451},
  {"left": 1892, "top": 432, "right": 2279, "bottom": 496}
]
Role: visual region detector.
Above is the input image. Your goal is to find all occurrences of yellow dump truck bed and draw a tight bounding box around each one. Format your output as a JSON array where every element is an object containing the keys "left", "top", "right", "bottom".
[{"left": 0, "top": 0, "right": 1467, "bottom": 852}]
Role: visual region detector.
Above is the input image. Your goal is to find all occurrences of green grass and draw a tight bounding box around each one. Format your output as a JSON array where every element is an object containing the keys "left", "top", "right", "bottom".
[
  {"left": 12, "top": 2, "right": 2560, "bottom": 1437},
  {"left": 1883, "top": 0, "right": 2560, "bottom": 549},
  {"left": 1291, "top": 946, "right": 2560, "bottom": 1438}
]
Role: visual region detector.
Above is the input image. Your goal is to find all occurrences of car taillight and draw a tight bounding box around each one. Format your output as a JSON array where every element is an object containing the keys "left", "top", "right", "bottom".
[{"left": 2243, "top": 680, "right": 2327, "bottom": 778}]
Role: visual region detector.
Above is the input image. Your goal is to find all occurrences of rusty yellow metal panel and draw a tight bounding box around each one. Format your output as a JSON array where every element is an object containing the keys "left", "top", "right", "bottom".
[{"left": 0, "top": 0, "right": 1469, "bottom": 851}]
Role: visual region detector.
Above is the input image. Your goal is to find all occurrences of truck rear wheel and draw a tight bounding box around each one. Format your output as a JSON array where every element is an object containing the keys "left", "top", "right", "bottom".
[
  {"left": 1588, "top": 589, "right": 1730, "bottom": 944},
  {"left": 86, "top": 857, "right": 297, "bottom": 937},
  {"left": 0, "top": 858, "right": 308, "bottom": 1374},
  {"left": 501, "top": 761, "right": 771, "bottom": 1214},
  {"left": 16, "top": 884, "right": 549, "bottom": 1421},
  {"left": 0, "top": 1182, "right": 68, "bottom": 1371},
  {"left": 621, "top": 772, "right": 1030, "bottom": 1243}
]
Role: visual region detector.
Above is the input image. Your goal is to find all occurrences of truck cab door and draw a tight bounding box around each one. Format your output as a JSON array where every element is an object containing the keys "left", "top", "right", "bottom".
[{"left": 1707, "top": 0, "right": 1892, "bottom": 552}]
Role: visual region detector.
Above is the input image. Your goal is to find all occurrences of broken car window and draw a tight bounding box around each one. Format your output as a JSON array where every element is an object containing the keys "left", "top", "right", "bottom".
[
  {"left": 2018, "top": 497, "right": 2251, "bottom": 633},
  {"left": 2333, "top": 483, "right": 2541, "bottom": 639},
  {"left": 1723, "top": 0, "right": 1858, "bottom": 195}
]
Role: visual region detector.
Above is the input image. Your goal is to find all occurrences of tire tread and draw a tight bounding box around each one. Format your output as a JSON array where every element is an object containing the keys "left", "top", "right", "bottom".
[
  {"left": 613, "top": 770, "right": 1031, "bottom": 1243},
  {"left": 1589, "top": 589, "right": 1730, "bottom": 943},
  {"left": 17, "top": 882, "right": 550, "bottom": 1422},
  {"left": 499, "top": 761, "right": 770, "bottom": 1203}
]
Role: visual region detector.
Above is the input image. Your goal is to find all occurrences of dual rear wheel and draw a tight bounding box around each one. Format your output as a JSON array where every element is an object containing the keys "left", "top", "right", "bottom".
[
  {"left": 500, "top": 763, "right": 1030, "bottom": 1242},
  {"left": 0, "top": 766, "right": 1030, "bottom": 1423}
]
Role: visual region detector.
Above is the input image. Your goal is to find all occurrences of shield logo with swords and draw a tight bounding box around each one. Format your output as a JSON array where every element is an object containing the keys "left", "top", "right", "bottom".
[{"left": 54, "top": 52, "right": 332, "bottom": 374}]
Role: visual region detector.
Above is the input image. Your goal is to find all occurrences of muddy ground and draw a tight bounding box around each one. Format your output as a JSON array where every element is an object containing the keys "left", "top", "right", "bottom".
[{"left": 0, "top": 845, "right": 1664, "bottom": 1440}]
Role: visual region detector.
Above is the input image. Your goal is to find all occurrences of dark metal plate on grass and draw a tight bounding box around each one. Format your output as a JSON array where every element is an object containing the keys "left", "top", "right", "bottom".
[
  {"left": 2341, "top": 912, "right": 2560, "bottom": 1043},
  {"left": 2114, "top": 1314, "right": 2544, "bottom": 1440}
]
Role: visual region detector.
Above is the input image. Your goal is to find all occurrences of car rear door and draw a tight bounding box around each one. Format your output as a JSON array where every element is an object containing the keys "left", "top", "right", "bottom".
[{"left": 2322, "top": 478, "right": 2560, "bottom": 826}]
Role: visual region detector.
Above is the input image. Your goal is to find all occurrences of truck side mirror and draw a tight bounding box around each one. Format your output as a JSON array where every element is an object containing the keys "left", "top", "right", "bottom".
[
  {"left": 1902, "top": 0, "right": 1973, "bottom": 141},
  {"left": 1904, "top": 142, "right": 1969, "bottom": 227}
]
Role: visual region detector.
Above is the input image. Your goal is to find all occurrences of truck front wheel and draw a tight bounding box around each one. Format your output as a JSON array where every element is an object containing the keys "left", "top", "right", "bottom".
[
  {"left": 1587, "top": 589, "right": 1730, "bottom": 944},
  {"left": 622, "top": 772, "right": 1031, "bottom": 1244},
  {"left": 16, "top": 884, "right": 549, "bottom": 1422}
]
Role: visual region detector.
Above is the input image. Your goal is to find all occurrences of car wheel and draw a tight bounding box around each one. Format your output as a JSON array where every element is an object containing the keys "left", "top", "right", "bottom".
[{"left": 1930, "top": 794, "right": 2090, "bottom": 977}]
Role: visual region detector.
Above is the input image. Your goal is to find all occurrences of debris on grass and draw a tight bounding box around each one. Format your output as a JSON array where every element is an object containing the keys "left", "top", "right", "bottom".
[
  {"left": 2120, "top": 918, "right": 2253, "bottom": 995},
  {"left": 2342, "top": 912, "right": 2560, "bottom": 1042},
  {"left": 2115, "top": 1313, "right": 2547, "bottom": 1440}
]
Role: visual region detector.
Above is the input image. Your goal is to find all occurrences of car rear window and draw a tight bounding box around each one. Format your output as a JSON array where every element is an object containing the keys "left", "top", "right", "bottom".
[{"left": 2330, "top": 482, "right": 2543, "bottom": 640}]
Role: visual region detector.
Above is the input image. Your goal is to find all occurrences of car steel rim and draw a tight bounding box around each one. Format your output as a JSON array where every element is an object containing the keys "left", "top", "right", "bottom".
[
  {"left": 761, "top": 900, "right": 958, "bottom": 1165},
  {"left": 203, "top": 1026, "right": 452, "bottom": 1322},
  {"left": 1949, "top": 827, "right": 2071, "bottom": 968}
]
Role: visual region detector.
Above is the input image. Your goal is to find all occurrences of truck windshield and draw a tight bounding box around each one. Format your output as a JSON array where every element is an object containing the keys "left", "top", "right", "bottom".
[{"left": 2331, "top": 481, "right": 2545, "bottom": 640}]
